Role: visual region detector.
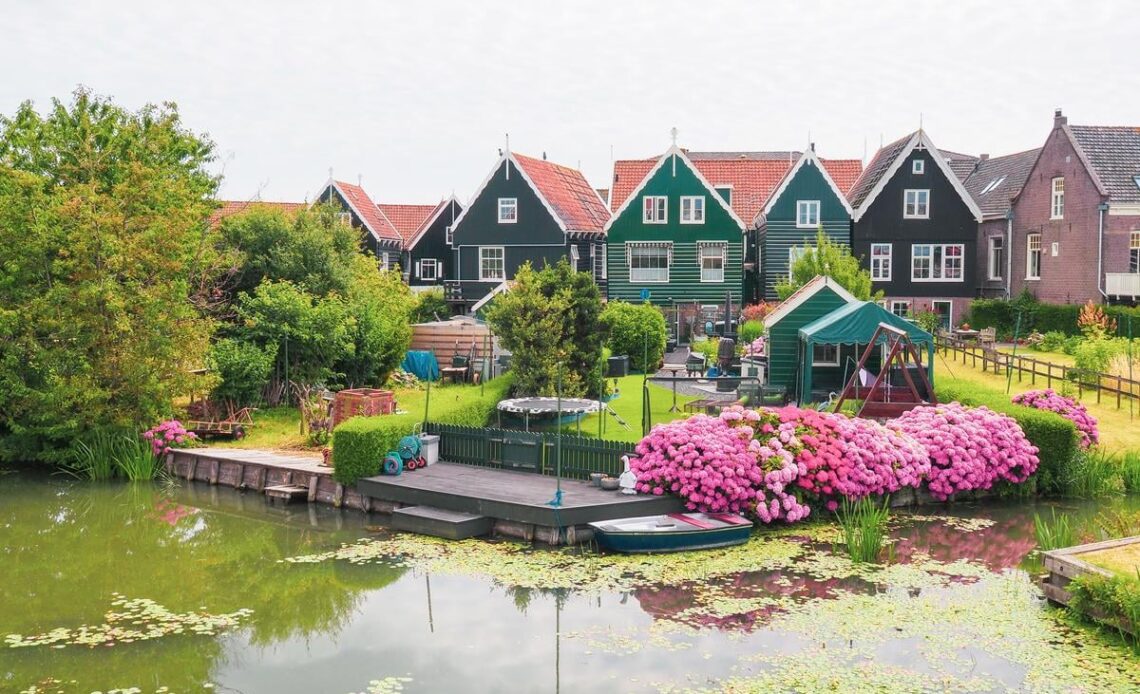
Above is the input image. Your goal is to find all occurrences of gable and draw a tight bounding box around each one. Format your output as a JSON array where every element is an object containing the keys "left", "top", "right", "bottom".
[
  {"left": 607, "top": 149, "right": 745, "bottom": 235},
  {"left": 765, "top": 154, "right": 854, "bottom": 221},
  {"left": 859, "top": 145, "right": 982, "bottom": 224},
  {"left": 452, "top": 159, "right": 566, "bottom": 246},
  {"left": 764, "top": 276, "right": 857, "bottom": 330}
]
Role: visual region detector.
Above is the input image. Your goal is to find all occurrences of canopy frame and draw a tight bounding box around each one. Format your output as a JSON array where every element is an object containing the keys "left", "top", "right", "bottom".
[{"left": 832, "top": 322, "right": 936, "bottom": 419}]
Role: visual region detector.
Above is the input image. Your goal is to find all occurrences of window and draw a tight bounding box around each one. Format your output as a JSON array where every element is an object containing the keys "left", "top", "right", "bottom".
[
  {"left": 445, "top": 225, "right": 454, "bottom": 245},
  {"left": 911, "top": 244, "right": 964, "bottom": 281},
  {"left": 903, "top": 189, "right": 930, "bottom": 219},
  {"left": 569, "top": 245, "right": 580, "bottom": 267},
  {"left": 378, "top": 252, "right": 390, "bottom": 272},
  {"left": 699, "top": 242, "right": 726, "bottom": 283},
  {"left": 796, "top": 200, "right": 821, "bottom": 228},
  {"left": 1131, "top": 232, "right": 1140, "bottom": 273},
  {"left": 1026, "top": 233, "right": 1042, "bottom": 279},
  {"left": 912, "top": 159, "right": 925, "bottom": 175},
  {"left": 1051, "top": 178, "right": 1064, "bottom": 219},
  {"left": 715, "top": 185, "right": 733, "bottom": 204},
  {"left": 497, "top": 198, "right": 518, "bottom": 224},
  {"left": 643, "top": 196, "right": 667, "bottom": 224},
  {"left": 479, "top": 247, "right": 505, "bottom": 281},
  {"left": 987, "top": 236, "right": 1004, "bottom": 280},
  {"left": 812, "top": 344, "right": 839, "bottom": 366},
  {"left": 788, "top": 246, "right": 810, "bottom": 280},
  {"left": 890, "top": 300, "right": 912, "bottom": 318},
  {"left": 680, "top": 196, "right": 705, "bottom": 224},
  {"left": 980, "top": 176, "right": 1006, "bottom": 195},
  {"left": 1134, "top": 175, "right": 1140, "bottom": 191},
  {"left": 337, "top": 211, "right": 352, "bottom": 225},
  {"left": 931, "top": 300, "right": 953, "bottom": 331},
  {"left": 419, "top": 259, "right": 439, "bottom": 281},
  {"left": 601, "top": 246, "right": 608, "bottom": 280},
  {"left": 870, "top": 243, "right": 892, "bottom": 281},
  {"left": 627, "top": 242, "right": 671, "bottom": 283}
]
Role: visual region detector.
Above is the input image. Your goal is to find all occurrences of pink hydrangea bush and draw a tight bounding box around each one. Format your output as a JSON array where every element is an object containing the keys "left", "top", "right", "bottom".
[
  {"left": 719, "top": 407, "right": 811, "bottom": 523},
  {"left": 143, "top": 420, "right": 197, "bottom": 457},
  {"left": 890, "top": 403, "right": 1039, "bottom": 501},
  {"left": 1012, "top": 388, "right": 1099, "bottom": 449},
  {"left": 744, "top": 336, "right": 766, "bottom": 357}
]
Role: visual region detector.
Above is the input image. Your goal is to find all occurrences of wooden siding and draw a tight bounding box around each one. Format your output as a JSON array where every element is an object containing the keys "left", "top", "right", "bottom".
[
  {"left": 606, "top": 153, "right": 744, "bottom": 306},
  {"left": 452, "top": 159, "right": 566, "bottom": 247},
  {"left": 409, "top": 200, "right": 462, "bottom": 288},
  {"left": 766, "top": 286, "right": 850, "bottom": 392}
]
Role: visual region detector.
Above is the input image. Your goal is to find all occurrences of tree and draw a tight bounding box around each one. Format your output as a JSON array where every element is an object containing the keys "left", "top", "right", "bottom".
[
  {"left": 600, "top": 301, "right": 667, "bottom": 372},
  {"left": 483, "top": 260, "right": 605, "bottom": 397},
  {"left": 410, "top": 288, "right": 450, "bottom": 324},
  {"left": 334, "top": 255, "right": 415, "bottom": 388},
  {"left": 0, "top": 89, "right": 222, "bottom": 462},
  {"left": 775, "top": 229, "right": 882, "bottom": 301}
]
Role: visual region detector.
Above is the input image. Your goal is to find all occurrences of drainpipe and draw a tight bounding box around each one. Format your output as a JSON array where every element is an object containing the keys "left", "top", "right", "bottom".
[
  {"left": 1098, "top": 202, "right": 1109, "bottom": 300},
  {"left": 1005, "top": 211, "right": 1013, "bottom": 299}
]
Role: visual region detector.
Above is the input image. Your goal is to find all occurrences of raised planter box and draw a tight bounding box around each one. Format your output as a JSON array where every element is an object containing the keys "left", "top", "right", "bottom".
[{"left": 331, "top": 388, "right": 395, "bottom": 428}]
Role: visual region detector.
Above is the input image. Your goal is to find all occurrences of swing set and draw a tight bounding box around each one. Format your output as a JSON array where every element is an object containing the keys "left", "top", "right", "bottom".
[{"left": 832, "top": 322, "right": 936, "bottom": 419}]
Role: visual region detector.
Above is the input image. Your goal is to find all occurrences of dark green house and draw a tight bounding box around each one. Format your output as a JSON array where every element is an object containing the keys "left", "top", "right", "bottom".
[
  {"left": 763, "top": 276, "right": 856, "bottom": 401},
  {"left": 604, "top": 146, "right": 747, "bottom": 322},
  {"left": 757, "top": 147, "right": 859, "bottom": 301}
]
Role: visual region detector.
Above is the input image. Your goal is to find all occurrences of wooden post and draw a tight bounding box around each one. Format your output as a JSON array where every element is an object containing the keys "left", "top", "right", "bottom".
[
  {"left": 232, "top": 464, "right": 245, "bottom": 489},
  {"left": 307, "top": 475, "right": 319, "bottom": 502},
  {"left": 188, "top": 456, "right": 199, "bottom": 482},
  {"left": 333, "top": 483, "right": 345, "bottom": 508},
  {"left": 256, "top": 466, "right": 267, "bottom": 491}
]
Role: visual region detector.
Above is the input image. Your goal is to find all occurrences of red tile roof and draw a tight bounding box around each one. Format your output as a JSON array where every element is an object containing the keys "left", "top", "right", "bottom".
[
  {"left": 609, "top": 151, "right": 862, "bottom": 225},
  {"left": 377, "top": 202, "right": 441, "bottom": 246},
  {"left": 332, "top": 180, "right": 402, "bottom": 243},
  {"left": 209, "top": 200, "right": 306, "bottom": 227},
  {"left": 512, "top": 153, "right": 610, "bottom": 233}
]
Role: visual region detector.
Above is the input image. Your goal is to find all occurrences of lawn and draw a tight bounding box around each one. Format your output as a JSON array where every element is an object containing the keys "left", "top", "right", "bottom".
[
  {"left": 999, "top": 345, "right": 1076, "bottom": 367},
  {"left": 935, "top": 348, "right": 1140, "bottom": 452},
  {"left": 566, "top": 374, "right": 697, "bottom": 444},
  {"left": 1079, "top": 542, "right": 1140, "bottom": 578}
]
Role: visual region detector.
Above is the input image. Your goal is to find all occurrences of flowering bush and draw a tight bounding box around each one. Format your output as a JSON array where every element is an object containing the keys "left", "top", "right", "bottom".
[
  {"left": 891, "top": 403, "right": 1039, "bottom": 501},
  {"left": 1012, "top": 389, "right": 1099, "bottom": 449},
  {"left": 143, "top": 420, "right": 197, "bottom": 457},
  {"left": 741, "top": 303, "right": 775, "bottom": 323},
  {"left": 719, "top": 408, "right": 811, "bottom": 523},
  {"left": 744, "top": 336, "right": 766, "bottom": 358}
]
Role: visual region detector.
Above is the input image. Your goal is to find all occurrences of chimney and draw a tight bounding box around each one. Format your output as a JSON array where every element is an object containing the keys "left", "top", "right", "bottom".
[
  {"left": 979, "top": 153, "right": 990, "bottom": 161},
  {"left": 1054, "top": 108, "right": 1067, "bottom": 128}
]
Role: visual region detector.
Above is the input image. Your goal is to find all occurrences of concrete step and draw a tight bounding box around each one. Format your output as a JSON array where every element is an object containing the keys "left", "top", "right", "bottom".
[
  {"left": 391, "top": 505, "right": 492, "bottom": 540},
  {"left": 264, "top": 484, "right": 308, "bottom": 502}
]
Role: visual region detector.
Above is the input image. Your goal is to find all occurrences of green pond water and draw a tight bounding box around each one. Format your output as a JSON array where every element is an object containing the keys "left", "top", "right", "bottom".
[{"left": 2, "top": 470, "right": 1139, "bottom": 693}]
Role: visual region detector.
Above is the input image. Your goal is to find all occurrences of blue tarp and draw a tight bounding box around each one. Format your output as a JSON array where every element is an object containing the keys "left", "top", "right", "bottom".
[{"left": 400, "top": 350, "right": 440, "bottom": 381}]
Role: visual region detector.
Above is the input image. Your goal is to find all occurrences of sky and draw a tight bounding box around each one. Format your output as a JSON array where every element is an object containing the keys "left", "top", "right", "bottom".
[{"left": 4, "top": 0, "right": 1138, "bottom": 205}]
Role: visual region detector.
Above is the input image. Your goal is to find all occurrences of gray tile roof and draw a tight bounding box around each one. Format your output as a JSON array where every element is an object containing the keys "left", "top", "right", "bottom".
[
  {"left": 1069, "top": 125, "right": 1140, "bottom": 203},
  {"left": 941, "top": 150, "right": 980, "bottom": 181},
  {"left": 962, "top": 148, "right": 1041, "bottom": 219},
  {"left": 846, "top": 132, "right": 914, "bottom": 209}
]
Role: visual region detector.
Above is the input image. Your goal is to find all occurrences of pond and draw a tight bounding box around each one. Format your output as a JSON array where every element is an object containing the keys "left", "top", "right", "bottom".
[{"left": 2, "top": 470, "right": 1139, "bottom": 693}]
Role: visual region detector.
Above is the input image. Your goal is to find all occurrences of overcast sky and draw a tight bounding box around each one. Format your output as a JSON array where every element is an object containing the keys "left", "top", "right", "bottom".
[{"left": 4, "top": 0, "right": 1138, "bottom": 204}]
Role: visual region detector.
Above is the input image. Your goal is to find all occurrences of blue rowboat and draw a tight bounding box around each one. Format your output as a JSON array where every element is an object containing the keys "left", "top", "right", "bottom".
[{"left": 588, "top": 512, "right": 753, "bottom": 553}]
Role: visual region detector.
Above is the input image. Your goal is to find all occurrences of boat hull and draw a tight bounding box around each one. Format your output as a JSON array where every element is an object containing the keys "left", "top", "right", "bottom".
[{"left": 588, "top": 513, "right": 753, "bottom": 553}]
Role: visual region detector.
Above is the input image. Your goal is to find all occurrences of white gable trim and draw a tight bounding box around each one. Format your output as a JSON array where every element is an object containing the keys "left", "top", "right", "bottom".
[
  {"left": 447, "top": 157, "right": 508, "bottom": 239},
  {"left": 763, "top": 276, "right": 857, "bottom": 330},
  {"left": 319, "top": 178, "right": 396, "bottom": 246},
  {"left": 447, "top": 154, "right": 575, "bottom": 242},
  {"left": 760, "top": 148, "right": 855, "bottom": 221},
  {"left": 506, "top": 153, "right": 572, "bottom": 235},
  {"left": 406, "top": 196, "right": 461, "bottom": 251},
  {"left": 603, "top": 145, "right": 747, "bottom": 233},
  {"left": 852, "top": 131, "right": 984, "bottom": 224},
  {"left": 471, "top": 280, "right": 514, "bottom": 313}
]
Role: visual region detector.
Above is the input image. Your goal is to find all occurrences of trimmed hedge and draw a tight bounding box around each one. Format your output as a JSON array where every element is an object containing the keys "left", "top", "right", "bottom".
[
  {"left": 968, "top": 296, "right": 1140, "bottom": 339},
  {"left": 330, "top": 375, "right": 513, "bottom": 485},
  {"left": 935, "top": 381, "right": 1080, "bottom": 495}
]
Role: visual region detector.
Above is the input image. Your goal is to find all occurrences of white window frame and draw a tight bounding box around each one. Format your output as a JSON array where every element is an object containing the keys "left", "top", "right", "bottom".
[
  {"left": 698, "top": 242, "right": 726, "bottom": 283},
  {"left": 903, "top": 189, "right": 930, "bottom": 219},
  {"left": 627, "top": 242, "right": 671, "bottom": 283},
  {"left": 912, "top": 159, "right": 925, "bottom": 175},
  {"left": 1050, "top": 178, "right": 1064, "bottom": 220},
  {"left": 337, "top": 211, "right": 352, "bottom": 226},
  {"left": 931, "top": 300, "right": 953, "bottom": 331},
  {"left": 987, "top": 236, "right": 1004, "bottom": 281},
  {"left": 870, "top": 243, "right": 892, "bottom": 282},
  {"left": 479, "top": 246, "right": 505, "bottom": 281},
  {"left": 601, "top": 246, "right": 608, "bottom": 280},
  {"left": 910, "top": 243, "right": 965, "bottom": 282},
  {"left": 788, "top": 246, "right": 809, "bottom": 281},
  {"left": 378, "top": 252, "right": 390, "bottom": 272},
  {"left": 497, "top": 198, "right": 518, "bottom": 224},
  {"left": 812, "top": 343, "right": 840, "bottom": 367},
  {"left": 1130, "top": 231, "right": 1140, "bottom": 273},
  {"left": 445, "top": 225, "right": 454, "bottom": 245},
  {"left": 419, "top": 258, "right": 439, "bottom": 281},
  {"left": 569, "top": 245, "right": 580, "bottom": 267},
  {"left": 890, "top": 300, "right": 911, "bottom": 318},
  {"left": 796, "top": 200, "right": 821, "bottom": 229},
  {"left": 680, "top": 196, "right": 705, "bottom": 224},
  {"left": 1026, "top": 233, "right": 1042, "bottom": 280},
  {"left": 642, "top": 196, "right": 667, "bottom": 224}
]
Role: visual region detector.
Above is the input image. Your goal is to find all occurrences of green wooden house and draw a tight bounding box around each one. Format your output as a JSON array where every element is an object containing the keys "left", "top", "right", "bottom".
[
  {"left": 763, "top": 276, "right": 856, "bottom": 401},
  {"left": 604, "top": 146, "right": 747, "bottom": 311},
  {"left": 757, "top": 146, "right": 858, "bottom": 301}
]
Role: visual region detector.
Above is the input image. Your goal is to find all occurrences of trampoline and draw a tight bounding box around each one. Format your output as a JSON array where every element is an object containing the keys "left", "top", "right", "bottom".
[{"left": 497, "top": 397, "right": 603, "bottom": 432}]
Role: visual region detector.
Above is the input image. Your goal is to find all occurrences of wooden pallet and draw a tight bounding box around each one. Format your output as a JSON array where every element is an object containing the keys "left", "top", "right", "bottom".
[{"left": 263, "top": 484, "right": 309, "bottom": 502}]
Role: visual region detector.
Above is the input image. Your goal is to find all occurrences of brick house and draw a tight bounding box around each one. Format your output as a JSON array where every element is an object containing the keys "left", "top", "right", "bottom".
[{"left": 1008, "top": 110, "right": 1140, "bottom": 304}]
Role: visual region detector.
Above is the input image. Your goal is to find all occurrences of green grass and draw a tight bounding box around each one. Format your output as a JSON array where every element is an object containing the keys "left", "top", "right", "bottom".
[
  {"left": 1002, "top": 345, "right": 1076, "bottom": 367},
  {"left": 566, "top": 375, "right": 698, "bottom": 444},
  {"left": 1034, "top": 507, "right": 1076, "bottom": 551},
  {"left": 835, "top": 497, "right": 891, "bottom": 564},
  {"left": 61, "top": 429, "right": 167, "bottom": 481}
]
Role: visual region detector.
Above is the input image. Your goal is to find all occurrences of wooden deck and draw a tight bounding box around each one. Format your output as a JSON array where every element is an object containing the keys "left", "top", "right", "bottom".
[{"left": 1041, "top": 535, "right": 1140, "bottom": 636}]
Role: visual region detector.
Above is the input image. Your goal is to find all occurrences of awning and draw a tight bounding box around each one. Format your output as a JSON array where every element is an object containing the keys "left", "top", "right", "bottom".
[{"left": 798, "top": 301, "right": 934, "bottom": 347}]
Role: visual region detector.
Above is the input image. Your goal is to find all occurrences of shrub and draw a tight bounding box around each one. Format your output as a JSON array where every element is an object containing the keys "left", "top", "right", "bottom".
[
  {"left": 934, "top": 380, "right": 1079, "bottom": 496},
  {"left": 600, "top": 301, "right": 667, "bottom": 372},
  {"left": 690, "top": 337, "right": 720, "bottom": 359},
  {"left": 1012, "top": 389, "right": 1098, "bottom": 448},
  {"left": 739, "top": 320, "right": 764, "bottom": 345},
  {"left": 143, "top": 420, "right": 198, "bottom": 457},
  {"left": 742, "top": 303, "right": 776, "bottom": 323},
  {"left": 1072, "top": 338, "right": 1123, "bottom": 380},
  {"left": 410, "top": 288, "right": 450, "bottom": 324},
  {"left": 913, "top": 311, "right": 941, "bottom": 335},
  {"left": 208, "top": 339, "right": 277, "bottom": 409},
  {"left": 1037, "top": 331, "right": 1069, "bottom": 352}
]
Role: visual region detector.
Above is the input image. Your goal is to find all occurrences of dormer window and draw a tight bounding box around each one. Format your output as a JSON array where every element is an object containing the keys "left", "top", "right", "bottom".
[
  {"left": 680, "top": 196, "right": 705, "bottom": 224},
  {"left": 498, "top": 198, "right": 518, "bottom": 224},
  {"left": 912, "top": 160, "right": 925, "bottom": 175},
  {"left": 643, "top": 196, "right": 667, "bottom": 224},
  {"left": 714, "top": 185, "right": 733, "bottom": 204}
]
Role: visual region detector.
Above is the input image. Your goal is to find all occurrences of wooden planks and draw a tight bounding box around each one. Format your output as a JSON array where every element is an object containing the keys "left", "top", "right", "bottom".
[{"left": 392, "top": 506, "right": 492, "bottom": 540}]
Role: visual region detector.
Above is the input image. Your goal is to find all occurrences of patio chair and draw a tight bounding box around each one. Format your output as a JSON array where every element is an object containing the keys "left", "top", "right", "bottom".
[{"left": 979, "top": 327, "right": 997, "bottom": 350}]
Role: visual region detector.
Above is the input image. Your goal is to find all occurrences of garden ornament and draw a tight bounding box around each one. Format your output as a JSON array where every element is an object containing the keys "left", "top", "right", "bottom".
[{"left": 618, "top": 456, "right": 637, "bottom": 495}]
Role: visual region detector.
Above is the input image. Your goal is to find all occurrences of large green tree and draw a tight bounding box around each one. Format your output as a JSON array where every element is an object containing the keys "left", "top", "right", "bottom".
[
  {"left": 776, "top": 229, "right": 882, "bottom": 301},
  {"left": 0, "top": 89, "right": 221, "bottom": 462}
]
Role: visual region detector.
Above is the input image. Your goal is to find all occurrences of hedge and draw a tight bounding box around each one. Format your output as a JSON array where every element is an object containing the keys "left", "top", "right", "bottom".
[
  {"left": 968, "top": 297, "right": 1140, "bottom": 339},
  {"left": 330, "top": 375, "right": 513, "bottom": 485},
  {"left": 935, "top": 380, "right": 1080, "bottom": 495}
]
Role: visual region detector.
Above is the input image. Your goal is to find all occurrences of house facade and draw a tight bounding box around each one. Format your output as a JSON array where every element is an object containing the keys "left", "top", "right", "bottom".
[
  {"left": 1008, "top": 110, "right": 1140, "bottom": 305},
  {"left": 848, "top": 131, "right": 983, "bottom": 330},
  {"left": 379, "top": 198, "right": 463, "bottom": 291},
  {"left": 445, "top": 151, "right": 609, "bottom": 312},
  {"left": 316, "top": 179, "right": 405, "bottom": 270},
  {"left": 961, "top": 149, "right": 1040, "bottom": 299},
  {"left": 756, "top": 146, "right": 861, "bottom": 301}
]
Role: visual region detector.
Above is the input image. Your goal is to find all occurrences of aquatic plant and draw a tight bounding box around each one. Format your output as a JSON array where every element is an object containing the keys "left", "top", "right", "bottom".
[
  {"left": 1068, "top": 571, "right": 1140, "bottom": 650},
  {"left": 835, "top": 496, "right": 891, "bottom": 563},
  {"left": 63, "top": 430, "right": 122, "bottom": 481},
  {"left": 1033, "top": 507, "right": 1075, "bottom": 551},
  {"left": 1012, "top": 388, "right": 1099, "bottom": 449},
  {"left": 1065, "top": 448, "right": 1126, "bottom": 498},
  {"left": 115, "top": 435, "right": 169, "bottom": 482},
  {"left": 1121, "top": 450, "right": 1140, "bottom": 494},
  {"left": 891, "top": 403, "right": 1039, "bottom": 500}
]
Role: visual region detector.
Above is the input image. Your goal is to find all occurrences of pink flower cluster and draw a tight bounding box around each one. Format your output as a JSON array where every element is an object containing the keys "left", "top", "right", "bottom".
[
  {"left": 744, "top": 337, "right": 766, "bottom": 357},
  {"left": 1011, "top": 388, "right": 1099, "bottom": 449},
  {"left": 891, "top": 403, "right": 1039, "bottom": 501},
  {"left": 143, "top": 420, "right": 197, "bottom": 457}
]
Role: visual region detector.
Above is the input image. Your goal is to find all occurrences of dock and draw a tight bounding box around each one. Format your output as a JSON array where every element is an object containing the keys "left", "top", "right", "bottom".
[
  {"left": 165, "top": 448, "right": 681, "bottom": 545},
  {"left": 1041, "top": 535, "right": 1140, "bottom": 636}
]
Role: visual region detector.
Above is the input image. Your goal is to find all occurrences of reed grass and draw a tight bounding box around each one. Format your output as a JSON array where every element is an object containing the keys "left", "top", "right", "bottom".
[
  {"left": 1066, "top": 449, "right": 1126, "bottom": 498},
  {"left": 835, "top": 497, "right": 891, "bottom": 563},
  {"left": 1034, "top": 507, "right": 1076, "bottom": 551},
  {"left": 1121, "top": 451, "right": 1140, "bottom": 493},
  {"left": 61, "top": 429, "right": 166, "bottom": 482}
]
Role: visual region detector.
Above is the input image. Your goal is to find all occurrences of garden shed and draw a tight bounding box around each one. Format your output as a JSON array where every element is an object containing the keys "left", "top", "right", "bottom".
[
  {"left": 763, "top": 276, "right": 856, "bottom": 398},
  {"left": 797, "top": 300, "right": 935, "bottom": 402}
]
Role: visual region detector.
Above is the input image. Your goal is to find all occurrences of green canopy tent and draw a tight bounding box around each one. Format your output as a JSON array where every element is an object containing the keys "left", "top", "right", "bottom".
[{"left": 797, "top": 301, "right": 935, "bottom": 402}]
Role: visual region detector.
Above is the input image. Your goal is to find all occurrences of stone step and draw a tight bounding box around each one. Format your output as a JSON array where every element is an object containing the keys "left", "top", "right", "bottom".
[{"left": 391, "top": 505, "right": 493, "bottom": 540}]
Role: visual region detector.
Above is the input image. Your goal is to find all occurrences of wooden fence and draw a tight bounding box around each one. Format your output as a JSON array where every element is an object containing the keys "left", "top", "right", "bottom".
[
  {"left": 936, "top": 336, "right": 1140, "bottom": 409},
  {"left": 424, "top": 422, "right": 632, "bottom": 480}
]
